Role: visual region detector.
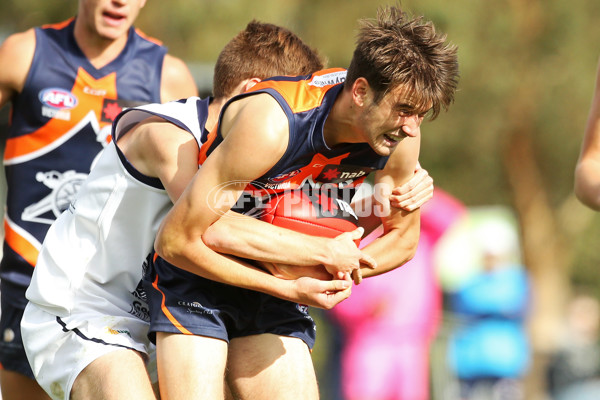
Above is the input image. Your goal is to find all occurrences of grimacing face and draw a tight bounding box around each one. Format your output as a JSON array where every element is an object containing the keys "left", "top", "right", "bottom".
[{"left": 358, "top": 84, "right": 428, "bottom": 157}]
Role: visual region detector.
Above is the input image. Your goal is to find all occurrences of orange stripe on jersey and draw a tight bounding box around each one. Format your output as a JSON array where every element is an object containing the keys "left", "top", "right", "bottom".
[
  {"left": 152, "top": 274, "right": 193, "bottom": 335},
  {"left": 198, "top": 124, "right": 218, "bottom": 165},
  {"left": 41, "top": 18, "right": 74, "bottom": 30},
  {"left": 249, "top": 68, "right": 346, "bottom": 114},
  {"left": 134, "top": 28, "right": 163, "bottom": 46},
  {"left": 4, "top": 68, "right": 117, "bottom": 161},
  {"left": 3, "top": 219, "right": 38, "bottom": 267}
]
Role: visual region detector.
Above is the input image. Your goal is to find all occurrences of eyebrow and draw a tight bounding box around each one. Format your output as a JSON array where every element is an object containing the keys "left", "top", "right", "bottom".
[{"left": 395, "top": 102, "right": 430, "bottom": 114}]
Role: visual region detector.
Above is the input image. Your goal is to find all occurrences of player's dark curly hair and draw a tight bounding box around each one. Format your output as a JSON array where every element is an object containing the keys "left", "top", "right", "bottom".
[
  {"left": 213, "top": 21, "right": 325, "bottom": 98},
  {"left": 345, "top": 6, "right": 459, "bottom": 120}
]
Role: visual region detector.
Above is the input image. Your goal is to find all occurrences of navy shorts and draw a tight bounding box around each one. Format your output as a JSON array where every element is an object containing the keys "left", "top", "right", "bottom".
[
  {"left": 143, "top": 254, "right": 316, "bottom": 348},
  {"left": 0, "top": 280, "right": 34, "bottom": 378}
]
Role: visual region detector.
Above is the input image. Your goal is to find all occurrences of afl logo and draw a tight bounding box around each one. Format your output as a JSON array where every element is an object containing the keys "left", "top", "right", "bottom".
[
  {"left": 269, "top": 169, "right": 301, "bottom": 183},
  {"left": 38, "top": 88, "right": 78, "bottom": 109}
]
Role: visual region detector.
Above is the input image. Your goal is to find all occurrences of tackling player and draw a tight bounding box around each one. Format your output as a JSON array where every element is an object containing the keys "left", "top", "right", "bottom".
[{"left": 151, "top": 6, "right": 459, "bottom": 400}]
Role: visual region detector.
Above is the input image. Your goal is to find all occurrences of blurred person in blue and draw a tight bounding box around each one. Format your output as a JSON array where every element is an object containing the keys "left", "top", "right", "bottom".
[{"left": 447, "top": 218, "right": 531, "bottom": 400}]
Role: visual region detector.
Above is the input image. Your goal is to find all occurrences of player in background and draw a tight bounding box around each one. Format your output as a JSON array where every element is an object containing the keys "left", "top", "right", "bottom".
[
  {"left": 0, "top": 0, "right": 197, "bottom": 399},
  {"left": 150, "top": 6, "right": 459, "bottom": 400},
  {"left": 575, "top": 56, "right": 600, "bottom": 210}
]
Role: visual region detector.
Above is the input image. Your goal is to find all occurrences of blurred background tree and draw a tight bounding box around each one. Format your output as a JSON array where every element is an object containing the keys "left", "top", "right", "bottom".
[{"left": 3, "top": 0, "right": 600, "bottom": 398}]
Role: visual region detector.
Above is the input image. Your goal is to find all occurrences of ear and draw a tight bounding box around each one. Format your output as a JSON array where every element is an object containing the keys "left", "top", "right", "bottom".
[
  {"left": 229, "top": 78, "right": 262, "bottom": 96},
  {"left": 242, "top": 77, "right": 262, "bottom": 92},
  {"left": 351, "top": 77, "right": 370, "bottom": 107}
]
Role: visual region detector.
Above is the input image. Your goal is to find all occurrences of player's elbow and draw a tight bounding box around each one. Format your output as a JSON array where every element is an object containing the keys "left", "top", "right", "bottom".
[
  {"left": 387, "top": 228, "right": 420, "bottom": 269},
  {"left": 202, "top": 222, "right": 237, "bottom": 253},
  {"left": 153, "top": 234, "right": 172, "bottom": 262},
  {"left": 401, "top": 233, "right": 420, "bottom": 264},
  {"left": 154, "top": 227, "right": 187, "bottom": 265}
]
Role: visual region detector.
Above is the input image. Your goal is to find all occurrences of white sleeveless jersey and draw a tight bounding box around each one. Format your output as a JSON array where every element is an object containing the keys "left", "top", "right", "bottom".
[{"left": 25, "top": 97, "right": 210, "bottom": 318}]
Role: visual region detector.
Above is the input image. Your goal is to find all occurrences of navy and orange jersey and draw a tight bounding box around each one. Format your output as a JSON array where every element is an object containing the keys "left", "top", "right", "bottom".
[
  {"left": 1, "top": 18, "right": 166, "bottom": 289},
  {"left": 200, "top": 68, "right": 390, "bottom": 215}
]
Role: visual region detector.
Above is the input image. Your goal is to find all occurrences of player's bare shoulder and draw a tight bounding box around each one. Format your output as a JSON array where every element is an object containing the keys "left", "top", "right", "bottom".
[
  {"left": 221, "top": 93, "right": 288, "bottom": 141},
  {"left": 160, "top": 54, "right": 198, "bottom": 101},
  {"left": 0, "top": 28, "right": 36, "bottom": 102},
  {"left": 118, "top": 116, "right": 194, "bottom": 174}
]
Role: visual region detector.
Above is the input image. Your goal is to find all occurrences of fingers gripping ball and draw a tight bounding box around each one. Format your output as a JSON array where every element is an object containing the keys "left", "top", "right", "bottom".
[{"left": 260, "top": 189, "right": 361, "bottom": 245}]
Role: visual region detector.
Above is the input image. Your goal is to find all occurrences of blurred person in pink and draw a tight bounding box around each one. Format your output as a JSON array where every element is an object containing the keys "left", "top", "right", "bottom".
[{"left": 330, "top": 188, "right": 465, "bottom": 400}]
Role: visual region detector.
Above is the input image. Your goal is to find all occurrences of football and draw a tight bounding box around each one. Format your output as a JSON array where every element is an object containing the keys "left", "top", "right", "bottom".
[{"left": 260, "top": 189, "right": 361, "bottom": 245}]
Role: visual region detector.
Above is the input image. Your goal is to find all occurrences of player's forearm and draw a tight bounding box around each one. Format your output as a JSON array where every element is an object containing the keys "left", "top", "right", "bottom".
[
  {"left": 203, "top": 213, "right": 341, "bottom": 267},
  {"left": 157, "top": 233, "right": 350, "bottom": 309},
  {"left": 359, "top": 212, "right": 420, "bottom": 278},
  {"left": 157, "top": 231, "right": 301, "bottom": 298}
]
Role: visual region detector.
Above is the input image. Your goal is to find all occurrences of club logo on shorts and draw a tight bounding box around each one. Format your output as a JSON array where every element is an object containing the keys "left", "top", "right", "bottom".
[{"left": 177, "top": 300, "right": 214, "bottom": 315}]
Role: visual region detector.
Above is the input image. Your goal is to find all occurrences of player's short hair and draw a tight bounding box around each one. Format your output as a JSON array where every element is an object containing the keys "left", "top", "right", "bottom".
[
  {"left": 345, "top": 6, "right": 459, "bottom": 120},
  {"left": 213, "top": 21, "right": 325, "bottom": 98}
]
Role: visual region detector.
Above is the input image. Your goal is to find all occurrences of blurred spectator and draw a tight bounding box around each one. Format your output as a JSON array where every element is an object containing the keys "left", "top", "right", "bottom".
[
  {"left": 329, "top": 189, "right": 465, "bottom": 400},
  {"left": 446, "top": 217, "right": 530, "bottom": 400},
  {"left": 546, "top": 294, "right": 600, "bottom": 400}
]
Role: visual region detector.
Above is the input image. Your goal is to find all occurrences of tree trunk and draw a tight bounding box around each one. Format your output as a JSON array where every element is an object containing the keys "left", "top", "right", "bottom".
[{"left": 502, "top": 1, "right": 572, "bottom": 398}]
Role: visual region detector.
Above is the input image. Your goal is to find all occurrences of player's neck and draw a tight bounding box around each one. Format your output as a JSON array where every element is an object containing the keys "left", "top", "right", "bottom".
[
  {"left": 323, "top": 90, "right": 361, "bottom": 146},
  {"left": 206, "top": 97, "right": 228, "bottom": 132},
  {"left": 73, "top": 24, "right": 129, "bottom": 69}
]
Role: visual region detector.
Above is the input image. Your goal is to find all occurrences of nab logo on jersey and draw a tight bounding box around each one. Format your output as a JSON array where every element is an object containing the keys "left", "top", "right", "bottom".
[
  {"left": 38, "top": 88, "right": 78, "bottom": 109},
  {"left": 316, "top": 164, "right": 373, "bottom": 184}
]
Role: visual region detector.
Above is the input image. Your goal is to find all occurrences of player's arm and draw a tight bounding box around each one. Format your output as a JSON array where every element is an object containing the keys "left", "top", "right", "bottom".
[
  {"left": 358, "top": 134, "right": 422, "bottom": 279},
  {"left": 575, "top": 57, "right": 600, "bottom": 210},
  {"left": 117, "top": 117, "right": 201, "bottom": 202},
  {"left": 380, "top": 126, "right": 433, "bottom": 213},
  {"left": 204, "top": 215, "right": 373, "bottom": 275},
  {"left": 0, "top": 29, "right": 35, "bottom": 112},
  {"left": 354, "top": 160, "right": 433, "bottom": 237},
  {"left": 154, "top": 94, "right": 352, "bottom": 308},
  {"left": 389, "top": 161, "right": 433, "bottom": 211},
  {"left": 160, "top": 54, "right": 199, "bottom": 102}
]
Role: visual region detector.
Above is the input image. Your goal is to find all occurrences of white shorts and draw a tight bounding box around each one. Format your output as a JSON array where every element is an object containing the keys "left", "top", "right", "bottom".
[{"left": 21, "top": 302, "right": 155, "bottom": 400}]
